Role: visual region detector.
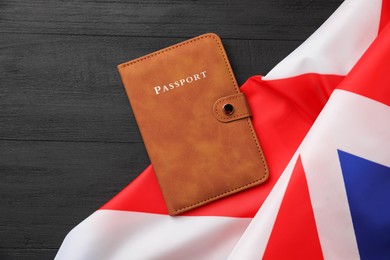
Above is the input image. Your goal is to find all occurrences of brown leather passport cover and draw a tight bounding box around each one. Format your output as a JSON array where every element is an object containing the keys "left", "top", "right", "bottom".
[{"left": 118, "top": 33, "right": 268, "bottom": 215}]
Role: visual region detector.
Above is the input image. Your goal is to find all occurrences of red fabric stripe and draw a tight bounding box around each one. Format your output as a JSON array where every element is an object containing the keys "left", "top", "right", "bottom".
[
  {"left": 379, "top": 0, "right": 390, "bottom": 33},
  {"left": 263, "top": 157, "right": 323, "bottom": 260},
  {"left": 338, "top": 23, "right": 390, "bottom": 106},
  {"left": 101, "top": 74, "right": 344, "bottom": 217}
]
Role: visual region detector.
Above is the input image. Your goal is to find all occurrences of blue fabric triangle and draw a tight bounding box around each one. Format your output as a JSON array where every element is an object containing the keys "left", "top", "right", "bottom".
[{"left": 338, "top": 150, "right": 390, "bottom": 260}]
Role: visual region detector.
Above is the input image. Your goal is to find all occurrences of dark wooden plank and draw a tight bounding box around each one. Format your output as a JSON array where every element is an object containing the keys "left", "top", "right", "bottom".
[
  {"left": 0, "top": 139, "right": 149, "bottom": 251},
  {"left": 0, "top": 0, "right": 342, "bottom": 40},
  {"left": 0, "top": 249, "right": 56, "bottom": 260},
  {"left": 1, "top": 34, "right": 302, "bottom": 142}
]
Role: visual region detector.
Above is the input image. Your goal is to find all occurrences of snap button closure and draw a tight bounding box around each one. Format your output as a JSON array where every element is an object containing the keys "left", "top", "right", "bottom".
[{"left": 222, "top": 103, "right": 234, "bottom": 115}]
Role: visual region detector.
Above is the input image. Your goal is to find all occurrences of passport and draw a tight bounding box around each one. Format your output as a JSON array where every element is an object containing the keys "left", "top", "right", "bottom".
[{"left": 117, "top": 33, "right": 269, "bottom": 215}]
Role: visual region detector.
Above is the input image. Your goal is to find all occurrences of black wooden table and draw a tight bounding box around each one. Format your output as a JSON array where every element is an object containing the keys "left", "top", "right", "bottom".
[{"left": 0, "top": 1, "right": 342, "bottom": 259}]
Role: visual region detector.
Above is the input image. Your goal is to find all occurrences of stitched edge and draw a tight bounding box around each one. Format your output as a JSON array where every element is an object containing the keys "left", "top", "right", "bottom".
[
  {"left": 169, "top": 170, "right": 268, "bottom": 214},
  {"left": 118, "top": 33, "right": 267, "bottom": 215},
  {"left": 218, "top": 112, "right": 250, "bottom": 120},
  {"left": 214, "top": 94, "right": 251, "bottom": 121},
  {"left": 245, "top": 116, "right": 269, "bottom": 180},
  {"left": 118, "top": 34, "right": 239, "bottom": 92},
  {"left": 118, "top": 36, "right": 207, "bottom": 69}
]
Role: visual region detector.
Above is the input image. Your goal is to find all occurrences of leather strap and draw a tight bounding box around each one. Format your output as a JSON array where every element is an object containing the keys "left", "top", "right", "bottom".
[{"left": 213, "top": 92, "right": 252, "bottom": 123}]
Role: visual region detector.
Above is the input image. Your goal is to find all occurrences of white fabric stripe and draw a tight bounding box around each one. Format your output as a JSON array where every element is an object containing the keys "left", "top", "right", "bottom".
[
  {"left": 228, "top": 90, "right": 390, "bottom": 259},
  {"left": 301, "top": 90, "right": 390, "bottom": 259},
  {"left": 227, "top": 152, "right": 300, "bottom": 259},
  {"left": 55, "top": 210, "right": 251, "bottom": 260},
  {"left": 264, "top": 0, "right": 382, "bottom": 80}
]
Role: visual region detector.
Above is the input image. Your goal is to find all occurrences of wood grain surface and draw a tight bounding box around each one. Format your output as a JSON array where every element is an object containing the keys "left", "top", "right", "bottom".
[{"left": 0, "top": 1, "right": 342, "bottom": 259}]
